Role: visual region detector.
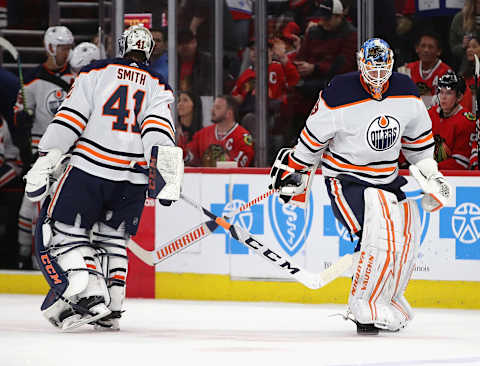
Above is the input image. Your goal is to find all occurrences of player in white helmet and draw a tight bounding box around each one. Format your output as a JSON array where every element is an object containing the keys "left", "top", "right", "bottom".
[
  {"left": 24, "top": 24, "right": 181, "bottom": 331},
  {"left": 14, "top": 25, "right": 75, "bottom": 270},
  {"left": 270, "top": 38, "right": 452, "bottom": 334},
  {"left": 70, "top": 42, "right": 100, "bottom": 75}
]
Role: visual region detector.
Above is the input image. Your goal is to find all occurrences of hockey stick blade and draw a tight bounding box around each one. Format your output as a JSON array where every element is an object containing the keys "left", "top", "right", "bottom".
[{"left": 127, "top": 220, "right": 218, "bottom": 266}]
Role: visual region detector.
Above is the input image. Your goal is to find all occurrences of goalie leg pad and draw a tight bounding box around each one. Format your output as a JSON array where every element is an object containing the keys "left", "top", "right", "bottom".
[
  {"left": 35, "top": 200, "right": 110, "bottom": 329},
  {"left": 92, "top": 222, "right": 128, "bottom": 313},
  {"left": 348, "top": 188, "right": 411, "bottom": 331},
  {"left": 390, "top": 199, "right": 421, "bottom": 327},
  {"left": 147, "top": 145, "right": 184, "bottom": 201}
]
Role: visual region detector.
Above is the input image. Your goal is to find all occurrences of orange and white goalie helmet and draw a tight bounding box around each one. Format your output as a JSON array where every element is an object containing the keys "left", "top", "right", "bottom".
[
  {"left": 70, "top": 42, "right": 100, "bottom": 73},
  {"left": 357, "top": 38, "right": 394, "bottom": 88},
  {"left": 119, "top": 24, "right": 155, "bottom": 61},
  {"left": 44, "top": 26, "right": 74, "bottom": 57}
]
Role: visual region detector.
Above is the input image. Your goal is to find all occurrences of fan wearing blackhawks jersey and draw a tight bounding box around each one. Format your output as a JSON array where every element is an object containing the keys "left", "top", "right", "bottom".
[
  {"left": 270, "top": 38, "right": 452, "bottom": 335},
  {"left": 23, "top": 25, "right": 182, "bottom": 332},
  {"left": 428, "top": 71, "right": 476, "bottom": 169},
  {"left": 184, "top": 95, "right": 254, "bottom": 167},
  {"left": 15, "top": 26, "right": 75, "bottom": 270},
  {"left": 398, "top": 31, "right": 451, "bottom": 108}
]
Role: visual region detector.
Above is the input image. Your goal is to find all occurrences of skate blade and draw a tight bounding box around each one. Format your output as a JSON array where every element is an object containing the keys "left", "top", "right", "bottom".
[{"left": 61, "top": 309, "right": 111, "bottom": 332}]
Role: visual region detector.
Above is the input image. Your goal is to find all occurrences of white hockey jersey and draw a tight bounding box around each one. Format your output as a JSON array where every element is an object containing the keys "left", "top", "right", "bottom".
[
  {"left": 38, "top": 58, "right": 176, "bottom": 185},
  {"left": 14, "top": 64, "right": 74, "bottom": 154},
  {"left": 294, "top": 72, "right": 434, "bottom": 185}
]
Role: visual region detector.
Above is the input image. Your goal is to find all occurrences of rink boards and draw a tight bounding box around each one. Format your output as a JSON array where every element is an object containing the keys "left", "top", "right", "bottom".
[{"left": 2, "top": 168, "right": 480, "bottom": 309}]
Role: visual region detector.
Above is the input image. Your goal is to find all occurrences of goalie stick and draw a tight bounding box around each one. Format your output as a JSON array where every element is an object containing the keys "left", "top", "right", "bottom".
[
  {"left": 126, "top": 187, "right": 278, "bottom": 265},
  {"left": 179, "top": 193, "right": 357, "bottom": 290},
  {"left": 0, "top": 36, "right": 30, "bottom": 116}
]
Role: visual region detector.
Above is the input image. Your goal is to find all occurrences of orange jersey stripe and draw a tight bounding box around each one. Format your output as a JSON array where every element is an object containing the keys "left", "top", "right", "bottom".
[
  {"left": 323, "top": 154, "right": 396, "bottom": 174},
  {"left": 76, "top": 144, "right": 147, "bottom": 166},
  {"left": 401, "top": 132, "right": 433, "bottom": 145},
  {"left": 142, "top": 119, "right": 174, "bottom": 137},
  {"left": 301, "top": 129, "right": 323, "bottom": 148},
  {"left": 332, "top": 179, "right": 359, "bottom": 233},
  {"left": 56, "top": 112, "right": 86, "bottom": 130}
]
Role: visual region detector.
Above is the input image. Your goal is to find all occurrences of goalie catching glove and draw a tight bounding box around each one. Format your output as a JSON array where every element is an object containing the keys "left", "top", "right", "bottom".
[
  {"left": 409, "top": 158, "right": 452, "bottom": 212},
  {"left": 24, "top": 149, "right": 66, "bottom": 202},
  {"left": 269, "top": 148, "right": 315, "bottom": 206}
]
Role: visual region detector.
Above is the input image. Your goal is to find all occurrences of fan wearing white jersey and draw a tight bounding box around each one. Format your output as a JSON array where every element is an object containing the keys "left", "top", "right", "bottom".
[
  {"left": 24, "top": 25, "right": 183, "bottom": 331},
  {"left": 270, "top": 38, "right": 452, "bottom": 334},
  {"left": 15, "top": 25, "right": 75, "bottom": 270}
]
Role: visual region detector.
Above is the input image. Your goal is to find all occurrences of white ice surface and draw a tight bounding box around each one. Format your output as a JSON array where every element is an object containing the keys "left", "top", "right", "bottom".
[{"left": 1, "top": 294, "right": 480, "bottom": 366}]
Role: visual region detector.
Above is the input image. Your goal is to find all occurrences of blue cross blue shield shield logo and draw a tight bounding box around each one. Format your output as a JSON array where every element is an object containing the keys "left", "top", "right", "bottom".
[{"left": 268, "top": 193, "right": 313, "bottom": 256}]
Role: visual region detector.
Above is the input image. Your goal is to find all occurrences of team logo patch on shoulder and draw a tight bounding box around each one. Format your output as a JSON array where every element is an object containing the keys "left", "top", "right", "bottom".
[
  {"left": 464, "top": 112, "right": 476, "bottom": 121},
  {"left": 243, "top": 134, "right": 253, "bottom": 146},
  {"left": 366, "top": 115, "right": 400, "bottom": 151}
]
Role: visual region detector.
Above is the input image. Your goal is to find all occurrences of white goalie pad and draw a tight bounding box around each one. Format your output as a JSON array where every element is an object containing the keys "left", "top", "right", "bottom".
[
  {"left": 148, "top": 145, "right": 184, "bottom": 201},
  {"left": 348, "top": 188, "right": 420, "bottom": 331}
]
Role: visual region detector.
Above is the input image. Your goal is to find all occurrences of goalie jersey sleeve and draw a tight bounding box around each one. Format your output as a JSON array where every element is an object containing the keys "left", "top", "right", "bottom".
[
  {"left": 39, "top": 58, "right": 175, "bottom": 184},
  {"left": 293, "top": 72, "right": 434, "bottom": 185}
]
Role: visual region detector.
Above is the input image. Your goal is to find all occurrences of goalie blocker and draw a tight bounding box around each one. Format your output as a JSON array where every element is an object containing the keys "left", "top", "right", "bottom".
[
  {"left": 269, "top": 148, "right": 318, "bottom": 208},
  {"left": 143, "top": 145, "right": 184, "bottom": 206}
]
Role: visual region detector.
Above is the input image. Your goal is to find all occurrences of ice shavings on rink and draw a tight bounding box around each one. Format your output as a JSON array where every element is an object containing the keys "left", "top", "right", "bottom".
[{"left": 1, "top": 294, "right": 479, "bottom": 366}]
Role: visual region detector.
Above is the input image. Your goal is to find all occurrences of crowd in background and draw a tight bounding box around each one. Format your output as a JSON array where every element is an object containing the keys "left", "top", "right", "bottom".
[{"left": 1, "top": 0, "right": 480, "bottom": 269}]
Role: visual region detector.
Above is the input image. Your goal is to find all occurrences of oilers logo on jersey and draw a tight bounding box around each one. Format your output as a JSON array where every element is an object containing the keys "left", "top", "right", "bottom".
[
  {"left": 366, "top": 115, "right": 400, "bottom": 151},
  {"left": 46, "top": 89, "right": 67, "bottom": 115}
]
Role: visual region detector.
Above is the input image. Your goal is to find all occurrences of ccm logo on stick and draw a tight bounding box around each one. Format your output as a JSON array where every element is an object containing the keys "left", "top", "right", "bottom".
[{"left": 245, "top": 237, "right": 300, "bottom": 274}]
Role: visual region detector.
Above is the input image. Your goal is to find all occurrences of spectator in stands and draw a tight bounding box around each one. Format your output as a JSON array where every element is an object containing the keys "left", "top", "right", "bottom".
[
  {"left": 429, "top": 70, "right": 476, "bottom": 170},
  {"left": 232, "top": 38, "right": 300, "bottom": 119},
  {"left": 282, "top": 21, "right": 302, "bottom": 62},
  {"left": 232, "top": 37, "right": 300, "bottom": 156},
  {"left": 398, "top": 31, "right": 452, "bottom": 108},
  {"left": 184, "top": 95, "right": 254, "bottom": 167},
  {"left": 176, "top": 91, "right": 203, "bottom": 149},
  {"left": 150, "top": 28, "right": 168, "bottom": 81},
  {"left": 459, "top": 33, "right": 480, "bottom": 113},
  {"left": 177, "top": 28, "right": 213, "bottom": 96},
  {"left": 293, "top": 0, "right": 357, "bottom": 106},
  {"left": 449, "top": 0, "right": 480, "bottom": 70}
]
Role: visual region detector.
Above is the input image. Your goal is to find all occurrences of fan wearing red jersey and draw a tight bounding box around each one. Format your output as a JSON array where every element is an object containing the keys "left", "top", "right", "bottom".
[
  {"left": 429, "top": 70, "right": 476, "bottom": 169},
  {"left": 185, "top": 95, "right": 254, "bottom": 167},
  {"left": 398, "top": 31, "right": 452, "bottom": 108}
]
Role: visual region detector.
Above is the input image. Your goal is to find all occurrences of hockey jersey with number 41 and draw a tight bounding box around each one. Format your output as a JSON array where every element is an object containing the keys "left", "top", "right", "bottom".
[
  {"left": 293, "top": 71, "right": 435, "bottom": 185},
  {"left": 39, "top": 58, "right": 176, "bottom": 185}
]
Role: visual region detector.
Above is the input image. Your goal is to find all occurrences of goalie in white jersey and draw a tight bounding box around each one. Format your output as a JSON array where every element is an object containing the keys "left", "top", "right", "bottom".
[
  {"left": 270, "top": 38, "right": 452, "bottom": 334},
  {"left": 24, "top": 25, "right": 183, "bottom": 331}
]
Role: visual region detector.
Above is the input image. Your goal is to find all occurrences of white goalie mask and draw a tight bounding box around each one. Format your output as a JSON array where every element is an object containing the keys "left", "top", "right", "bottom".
[
  {"left": 357, "top": 38, "right": 394, "bottom": 89},
  {"left": 118, "top": 24, "right": 155, "bottom": 61},
  {"left": 44, "top": 26, "right": 74, "bottom": 57},
  {"left": 70, "top": 42, "right": 100, "bottom": 73}
]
